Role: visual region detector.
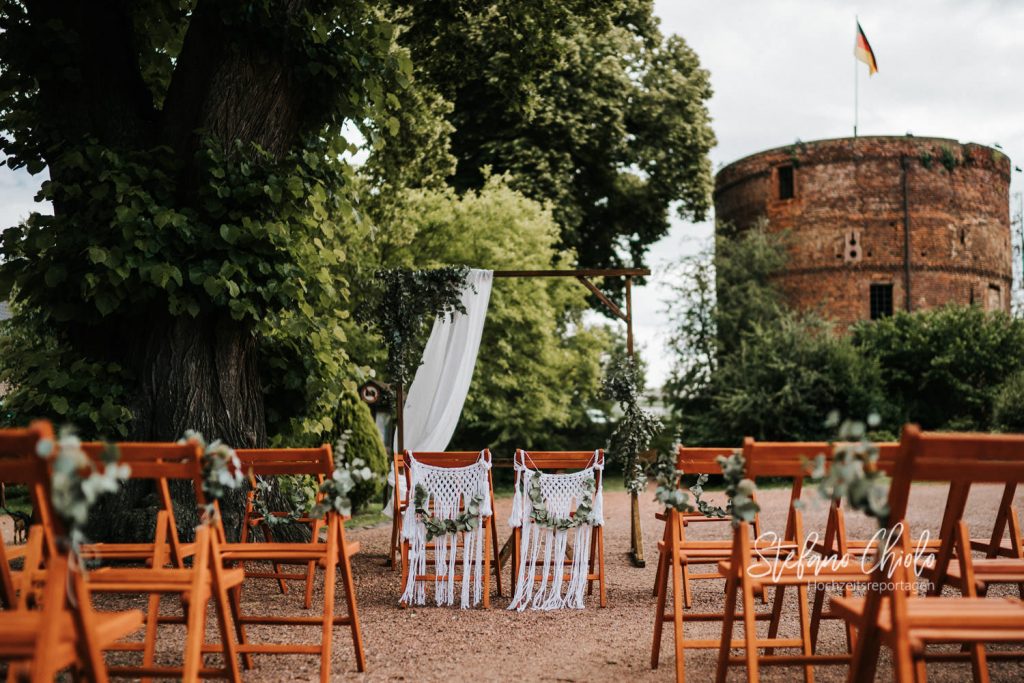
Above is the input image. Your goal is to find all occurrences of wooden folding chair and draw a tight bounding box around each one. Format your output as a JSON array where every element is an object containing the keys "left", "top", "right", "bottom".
[
  {"left": 833, "top": 426, "right": 1024, "bottom": 682},
  {"left": 652, "top": 441, "right": 819, "bottom": 682},
  {"left": 76, "top": 445, "right": 245, "bottom": 681},
  {"left": 388, "top": 450, "right": 407, "bottom": 570},
  {"left": 214, "top": 445, "right": 366, "bottom": 681},
  {"left": 398, "top": 449, "right": 501, "bottom": 607},
  {"left": 0, "top": 422, "right": 144, "bottom": 682},
  {"left": 78, "top": 441, "right": 202, "bottom": 568},
  {"left": 507, "top": 449, "right": 607, "bottom": 608},
  {"left": 651, "top": 446, "right": 745, "bottom": 602},
  {"left": 236, "top": 447, "right": 330, "bottom": 609}
]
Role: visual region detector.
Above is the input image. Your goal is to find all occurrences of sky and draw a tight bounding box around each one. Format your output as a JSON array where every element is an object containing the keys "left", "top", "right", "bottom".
[
  {"left": 630, "top": 0, "right": 1024, "bottom": 386},
  {"left": 1, "top": 1, "right": 1022, "bottom": 387}
]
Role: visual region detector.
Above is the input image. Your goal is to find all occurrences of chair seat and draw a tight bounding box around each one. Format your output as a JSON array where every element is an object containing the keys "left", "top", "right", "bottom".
[
  {"left": 0, "top": 608, "right": 144, "bottom": 655},
  {"left": 219, "top": 540, "right": 360, "bottom": 565},
  {"left": 719, "top": 557, "right": 873, "bottom": 587},
  {"left": 87, "top": 566, "right": 245, "bottom": 592},
  {"left": 944, "top": 558, "right": 1024, "bottom": 584},
  {"left": 80, "top": 542, "right": 196, "bottom": 561},
  {"left": 830, "top": 595, "right": 1024, "bottom": 637}
]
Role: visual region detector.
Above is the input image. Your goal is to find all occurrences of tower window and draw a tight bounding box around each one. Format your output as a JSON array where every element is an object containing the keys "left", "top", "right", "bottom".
[
  {"left": 777, "top": 165, "right": 795, "bottom": 199},
  {"left": 870, "top": 284, "right": 893, "bottom": 320}
]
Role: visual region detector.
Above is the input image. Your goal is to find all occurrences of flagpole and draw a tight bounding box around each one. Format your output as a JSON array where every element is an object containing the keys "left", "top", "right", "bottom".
[{"left": 854, "top": 16, "right": 859, "bottom": 138}]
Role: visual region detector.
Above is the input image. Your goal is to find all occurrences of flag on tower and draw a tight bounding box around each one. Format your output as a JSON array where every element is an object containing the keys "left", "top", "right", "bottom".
[{"left": 854, "top": 21, "right": 878, "bottom": 75}]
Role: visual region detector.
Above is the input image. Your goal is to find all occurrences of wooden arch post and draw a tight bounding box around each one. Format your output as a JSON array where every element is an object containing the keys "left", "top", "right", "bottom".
[{"left": 395, "top": 267, "right": 651, "bottom": 568}]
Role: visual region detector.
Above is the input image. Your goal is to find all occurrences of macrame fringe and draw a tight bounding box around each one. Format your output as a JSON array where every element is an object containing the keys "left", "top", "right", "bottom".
[
  {"left": 400, "top": 451, "right": 491, "bottom": 609},
  {"left": 508, "top": 450, "right": 603, "bottom": 611}
]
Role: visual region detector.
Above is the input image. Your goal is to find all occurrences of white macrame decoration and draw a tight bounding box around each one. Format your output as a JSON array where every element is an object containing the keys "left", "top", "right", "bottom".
[
  {"left": 400, "top": 451, "right": 493, "bottom": 609},
  {"left": 508, "top": 450, "right": 604, "bottom": 611}
]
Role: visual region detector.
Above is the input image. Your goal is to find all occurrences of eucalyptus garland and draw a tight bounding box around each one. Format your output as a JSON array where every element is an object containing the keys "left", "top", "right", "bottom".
[
  {"left": 413, "top": 483, "right": 485, "bottom": 541},
  {"left": 653, "top": 449, "right": 758, "bottom": 528},
  {"left": 525, "top": 474, "right": 599, "bottom": 530},
  {"left": 37, "top": 426, "right": 130, "bottom": 551},
  {"left": 357, "top": 266, "right": 469, "bottom": 387},
  {"left": 251, "top": 477, "right": 314, "bottom": 528},
  {"left": 603, "top": 355, "right": 662, "bottom": 494},
  {"left": 181, "top": 430, "right": 245, "bottom": 519},
  {"left": 310, "top": 431, "right": 378, "bottom": 519},
  {"left": 808, "top": 412, "right": 890, "bottom": 526}
]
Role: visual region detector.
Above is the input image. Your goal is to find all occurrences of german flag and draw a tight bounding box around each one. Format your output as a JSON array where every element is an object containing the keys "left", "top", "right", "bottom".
[{"left": 854, "top": 21, "right": 878, "bottom": 75}]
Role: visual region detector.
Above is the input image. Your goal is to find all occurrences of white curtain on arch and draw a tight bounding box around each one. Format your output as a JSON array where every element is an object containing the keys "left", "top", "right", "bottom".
[
  {"left": 397, "top": 268, "right": 493, "bottom": 451},
  {"left": 385, "top": 269, "right": 492, "bottom": 514}
]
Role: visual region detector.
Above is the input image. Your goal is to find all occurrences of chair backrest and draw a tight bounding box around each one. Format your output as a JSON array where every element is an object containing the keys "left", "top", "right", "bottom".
[
  {"left": 675, "top": 446, "right": 732, "bottom": 474},
  {"left": 514, "top": 449, "right": 604, "bottom": 484},
  {"left": 0, "top": 422, "right": 60, "bottom": 559},
  {"left": 888, "top": 425, "right": 1024, "bottom": 526},
  {"left": 403, "top": 450, "right": 495, "bottom": 492},
  {"left": 235, "top": 446, "right": 334, "bottom": 478}
]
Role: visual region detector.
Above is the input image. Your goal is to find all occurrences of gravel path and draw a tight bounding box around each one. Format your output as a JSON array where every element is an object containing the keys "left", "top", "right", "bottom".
[{"left": 10, "top": 483, "right": 1024, "bottom": 681}]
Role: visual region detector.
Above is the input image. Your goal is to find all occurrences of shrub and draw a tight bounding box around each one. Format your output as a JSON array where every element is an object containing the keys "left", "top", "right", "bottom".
[
  {"left": 332, "top": 390, "right": 388, "bottom": 513},
  {"left": 852, "top": 305, "right": 1024, "bottom": 430},
  {"left": 678, "top": 314, "right": 889, "bottom": 445},
  {"left": 993, "top": 370, "right": 1024, "bottom": 433}
]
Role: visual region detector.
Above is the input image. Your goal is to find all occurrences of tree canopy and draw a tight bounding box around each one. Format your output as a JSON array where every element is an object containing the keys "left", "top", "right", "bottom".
[{"left": 384, "top": 0, "right": 716, "bottom": 282}]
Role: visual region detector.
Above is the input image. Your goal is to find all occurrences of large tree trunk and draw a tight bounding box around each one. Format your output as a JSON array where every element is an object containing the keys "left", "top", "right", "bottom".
[{"left": 53, "top": 0, "right": 313, "bottom": 542}]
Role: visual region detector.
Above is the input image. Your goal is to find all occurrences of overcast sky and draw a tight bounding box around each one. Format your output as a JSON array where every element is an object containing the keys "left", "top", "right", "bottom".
[
  {"left": 1, "top": 1, "right": 1022, "bottom": 388},
  {"left": 630, "top": 0, "right": 1024, "bottom": 387}
]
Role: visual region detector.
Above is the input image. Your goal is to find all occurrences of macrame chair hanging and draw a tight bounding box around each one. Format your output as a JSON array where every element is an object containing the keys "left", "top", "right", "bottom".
[
  {"left": 508, "top": 449, "right": 607, "bottom": 610},
  {"left": 399, "top": 449, "right": 495, "bottom": 609}
]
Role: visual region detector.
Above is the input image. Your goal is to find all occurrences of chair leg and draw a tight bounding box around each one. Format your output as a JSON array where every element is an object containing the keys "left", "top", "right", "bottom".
[
  {"left": 670, "top": 541, "right": 687, "bottom": 683},
  {"left": 320, "top": 519, "right": 338, "bottom": 683},
  {"left": 183, "top": 588, "right": 210, "bottom": 682},
  {"left": 715, "top": 568, "right": 738, "bottom": 683},
  {"left": 388, "top": 508, "right": 400, "bottom": 569},
  {"left": 483, "top": 521, "right": 492, "bottom": 609},
  {"left": 740, "top": 573, "right": 760, "bottom": 683},
  {"left": 490, "top": 512, "right": 502, "bottom": 598},
  {"left": 228, "top": 584, "right": 254, "bottom": 670},
  {"left": 337, "top": 522, "right": 366, "bottom": 672},
  {"left": 810, "top": 583, "right": 827, "bottom": 653},
  {"left": 140, "top": 591, "right": 162, "bottom": 683},
  {"left": 651, "top": 546, "right": 669, "bottom": 669},
  {"left": 597, "top": 526, "right": 607, "bottom": 608},
  {"left": 764, "top": 584, "right": 786, "bottom": 656},
  {"left": 211, "top": 570, "right": 242, "bottom": 681},
  {"left": 588, "top": 524, "right": 598, "bottom": 596},
  {"left": 682, "top": 559, "right": 693, "bottom": 609},
  {"left": 797, "top": 584, "right": 815, "bottom": 683}
]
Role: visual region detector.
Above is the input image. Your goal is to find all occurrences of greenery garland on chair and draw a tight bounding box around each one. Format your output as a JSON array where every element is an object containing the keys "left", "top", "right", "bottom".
[
  {"left": 654, "top": 449, "right": 759, "bottom": 528},
  {"left": 807, "top": 412, "right": 890, "bottom": 526},
  {"left": 524, "top": 474, "right": 599, "bottom": 531},
  {"left": 412, "top": 483, "right": 485, "bottom": 542},
  {"left": 181, "top": 430, "right": 245, "bottom": 521},
  {"left": 39, "top": 426, "right": 130, "bottom": 552},
  {"left": 603, "top": 355, "right": 662, "bottom": 494}
]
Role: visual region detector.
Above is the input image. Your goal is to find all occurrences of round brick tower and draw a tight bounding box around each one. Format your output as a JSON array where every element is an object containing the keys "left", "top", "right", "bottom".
[{"left": 713, "top": 136, "right": 1013, "bottom": 327}]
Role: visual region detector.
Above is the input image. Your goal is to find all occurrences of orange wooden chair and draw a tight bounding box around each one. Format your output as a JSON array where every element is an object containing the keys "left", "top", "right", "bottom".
[
  {"left": 398, "top": 449, "right": 501, "bottom": 607},
  {"left": 832, "top": 426, "right": 1024, "bottom": 682},
  {"left": 214, "top": 445, "right": 366, "bottom": 681},
  {"left": 651, "top": 446, "right": 744, "bottom": 603},
  {"left": 388, "top": 450, "right": 407, "bottom": 570},
  {"left": 236, "top": 447, "right": 331, "bottom": 608},
  {"left": 74, "top": 443, "right": 245, "bottom": 681},
  {"left": 77, "top": 441, "right": 202, "bottom": 568},
  {"left": 507, "top": 449, "right": 607, "bottom": 608},
  {"left": 0, "top": 422, "right": 144, "bottom": 682},
  {"left": 651, "top": 441, "right": 825, "bottom": 682}
]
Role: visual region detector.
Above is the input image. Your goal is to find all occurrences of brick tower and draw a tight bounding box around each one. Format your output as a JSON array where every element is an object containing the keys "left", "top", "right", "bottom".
[{"left": 713, "top": 136, "right": 1013, "bottom": 327}]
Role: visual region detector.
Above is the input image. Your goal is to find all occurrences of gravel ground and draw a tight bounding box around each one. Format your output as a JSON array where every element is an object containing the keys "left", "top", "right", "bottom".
[{"left": 7, "top": 484, "right": 1024, "bottom": 682}]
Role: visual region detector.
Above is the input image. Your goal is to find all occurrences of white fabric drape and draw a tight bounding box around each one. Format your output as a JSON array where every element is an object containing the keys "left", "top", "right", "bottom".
[{"left": 397, "top": 268, "right": 492, "bottom": 451}]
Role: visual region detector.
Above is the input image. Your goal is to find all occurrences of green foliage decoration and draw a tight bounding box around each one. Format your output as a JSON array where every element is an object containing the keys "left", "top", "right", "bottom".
[
  {"left": 38, "top": 426, "right": 130, "bottom": 551},
  {"left": 181, "top": 430, "right": 245, "bottom": 520},
  {"left": 356, "top": 266, "right": 468, "bottom": 387},
  {"left": 807, "top": 413, "right": 890, "bottom": 526},
  {"left": 603, "top": 354, "right": 662, "bottom": 493},
  {"left": 309, "top": 432, "right": 379, "bottom": 519},
  {"left": 525, "top": 475, "right": 598, "bottom": 530},
  {"left": 412, "top": 483, "right": 485, "bottom": 542}
]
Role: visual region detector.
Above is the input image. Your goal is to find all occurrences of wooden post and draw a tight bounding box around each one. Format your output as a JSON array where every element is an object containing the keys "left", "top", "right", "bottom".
[
  {"left": 395, "top": 382, "right": 404, "bottom": 454},
  {"left": 625, "top": 276, "right": 645, "bottom": 567}
]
